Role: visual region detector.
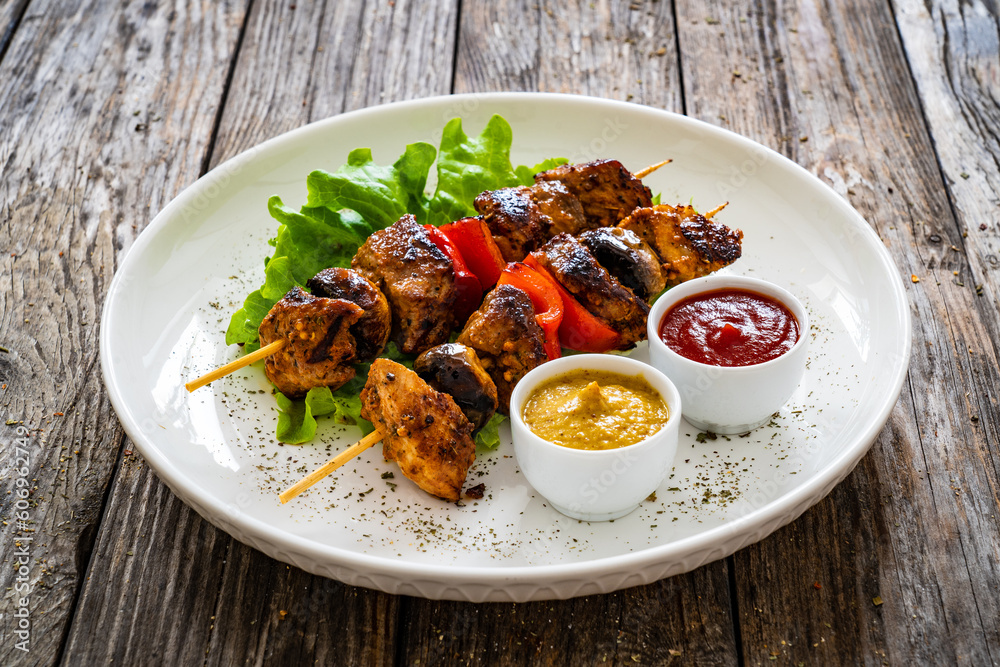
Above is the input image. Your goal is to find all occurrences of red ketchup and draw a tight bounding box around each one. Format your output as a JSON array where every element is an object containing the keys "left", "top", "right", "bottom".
[{"left": 658, "top": 289, "right": 800, "bottom": 367}]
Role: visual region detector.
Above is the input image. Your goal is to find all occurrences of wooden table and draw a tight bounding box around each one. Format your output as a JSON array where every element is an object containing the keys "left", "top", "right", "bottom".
[{"left": 3, "top": 0, "right": 998, "bottom": 664}]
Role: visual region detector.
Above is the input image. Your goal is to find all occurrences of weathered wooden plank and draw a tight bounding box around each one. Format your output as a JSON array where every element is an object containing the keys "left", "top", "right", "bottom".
[
  {"left": 454, "top": 0, "right": 683, "bottom": 111},
  {"left": 893, "top": 0, "right": 1000, "bottom": 447},
  {"left": 674, "top": 0, "right": 1000, "bottom": 663},
  {"left": 398, "top": 566, "right": 735, "bottom": 665},
  {"left": 60, "top": 0, "right": 459, "bottom": 664},
  {"left": 0, "top": 0, "right": 248, "bottom": 664},
  {"left": 0, "top": 0, "right": 29, "bottom": 61},
  {"left": 394, "top": 4, "right": 740, "bottom": 665},
  {"left": 210, "top": 0, "right": 461, "bottom": 167},
  {"left": 205, "top": 543, "right": 398, "bottom": 666}
]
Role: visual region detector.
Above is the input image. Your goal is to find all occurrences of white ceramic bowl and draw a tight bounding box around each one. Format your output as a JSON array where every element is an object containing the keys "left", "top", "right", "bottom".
[
  {"left": 509, "top": 354, "right": 682, "bottom": 522},
  {"left": 647, "top": 275, "right": 809, "bottom": 434}
]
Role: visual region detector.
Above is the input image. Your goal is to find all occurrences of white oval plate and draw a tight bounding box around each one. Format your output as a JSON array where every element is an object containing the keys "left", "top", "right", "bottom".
[{"left": 100, "top": 93, "right": 911, "bottom": 602}]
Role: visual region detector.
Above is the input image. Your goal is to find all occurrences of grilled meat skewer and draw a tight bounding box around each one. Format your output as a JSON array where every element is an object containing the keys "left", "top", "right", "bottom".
[
  {"left": 361, "top": 359, "right": 477, "bottom": 502},
  {"left": 283, "top": 343, "right": 499, "bottom": 504},
  {"left": 535, "top": 158, "right": 653, "bottom": 229},
  {"left": 258, "top": 268, "right": 391, "bottom": 398},
  {"left": 457, "top": 284, "right": 548, "bottom": 414},
  {"left": 474, "top": 187, "right": 551, "bottom": 262},
  {"left": 352, "top": 214, "right": 462, "bottom": 354},
  {"left": 474, "top": 180, "right": 589, "bottom": 261},
  {"left": 619, "top": 204, "right": 744, "bottom": 287},
  {"left": 306, "top": 267, "right": 391, "bottom": 362},
  {"left": 530, "top": 234, "right": 650, "bottom": 350},
  {"left": 474, "top": 159, "right": 653, "bottom": 264},
  {"left": 258, "top": 287, "right": 366, "bottom": 398}
]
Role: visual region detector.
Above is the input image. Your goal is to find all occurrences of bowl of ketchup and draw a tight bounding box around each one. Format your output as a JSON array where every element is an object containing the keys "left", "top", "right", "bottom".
[{"left": 646, "top": 275, "right": 809, "bottom": 434}]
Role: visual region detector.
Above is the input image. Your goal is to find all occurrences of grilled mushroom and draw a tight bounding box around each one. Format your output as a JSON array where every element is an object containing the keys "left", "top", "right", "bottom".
[
  {"left": 578, "top": 227, "right": 666, "bottom": 302},
  {"left": 414, "top": 343, "right": 499, "bottom": 432}
]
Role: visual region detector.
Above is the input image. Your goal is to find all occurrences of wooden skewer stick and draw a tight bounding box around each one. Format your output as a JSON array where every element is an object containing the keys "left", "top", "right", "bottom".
[
  {"left": 704, "top": 202, "right": 729, "bottom": 219},
  {"left": 279, "top": 429, "right": 384, "bottom": 504},
  {"left": 185, "top": 339, "right": 286, "bottom": 392},
  {"left": 634, "top": 159, "right": 672, "bottom": 179}
]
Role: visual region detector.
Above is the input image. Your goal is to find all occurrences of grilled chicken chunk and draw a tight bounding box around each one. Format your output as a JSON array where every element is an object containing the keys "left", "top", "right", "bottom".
[
  {"left": 474, "top": 187, "right": 551, "bottom": 262},
  {"left": 352, "top": 214, "right": 460, "bottom": 354},
  {"left": 619, "top": 204, "right": 743, "bottom": 287},
  {"left": 578, "top": 227, "right": 666, "bottom": 302},
  {"left": 361, "top": 359, "right": 476, "bottom": 502},
  {"left": 306, "top": 267, "right": 390, "bottom": 361},
  {"left": 534, "top": 159, "right": 652, "bottom": 229},
  {"left": 414, "top": 343, "right": 498, "bottom": 432},
  {"left": 258, "top": 287, "right": 364, "bottom": 398},
  {"left": 530, "top": 234, "right": 650, "bottom": 349},
  {"left": 528, "top": 180, "right": 589, "bottom": 236},
  {"left": 457, "top": 284, "right": 547, "bottom": 414}
]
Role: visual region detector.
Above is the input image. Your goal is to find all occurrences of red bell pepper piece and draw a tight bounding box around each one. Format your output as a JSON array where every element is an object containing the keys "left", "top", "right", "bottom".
[
  {"left": 423, "top": 225, "right": 483, "bottom": 320},
  {"left": 498, "top": 262, "right": 564, "bottom": 360},
  {"left": 438, "top": 217, "right": 506, "bottom": 288},
  {"left": 524, "top": 255, "right": 620, "bottom": 353}
]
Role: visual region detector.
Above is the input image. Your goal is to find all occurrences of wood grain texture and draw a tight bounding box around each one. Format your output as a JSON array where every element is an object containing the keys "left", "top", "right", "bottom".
[
  {"left": 675, "top": 0, "right": 1000, "bottom": 663},
  {"left": 0, "top": 0, "right": 247, "bottom": 664},
  {"left": 0, "top": 0, "right": 29, "bottom": 61},
  {"left": 397, "top": 566, "right": 736, "bottom": 665},
  {"left": 210, "top": 0, "right": 460, "bottom": 167},
  {"left": 455, "top": 0, "right": 683, "bottom": 112},
  {"left": 205, "top": 543, "right": 398, "bottom": 667},
  {"left": 893, "top": 0, "right": 1000, "bottom": 438},
  {"left": 58, "top": 0, "right": 458, "bottom": 664}
]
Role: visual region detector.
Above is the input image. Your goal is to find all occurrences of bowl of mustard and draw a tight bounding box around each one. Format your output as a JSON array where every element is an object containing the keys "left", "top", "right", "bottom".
[{"left": 509, "top": 355, "right": 682, "bottom": 522}]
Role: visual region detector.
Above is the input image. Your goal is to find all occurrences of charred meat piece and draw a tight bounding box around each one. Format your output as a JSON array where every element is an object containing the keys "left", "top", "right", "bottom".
[
  {"left": 414, "top": 343, "right": 499, "bottom": 432},
  {"left": 474, "top": 187, "right": 551, "bottom": 262},
  {"left": 578, "top": 227, "right": 666, "bottom": 302},
  {"left": 457, "top": 284, "right": 547, "bottom": 414},
  {"left": 361, "top": 359, "right": 476, "bottom": 502},
  {"left": 618, "top": 204, "right": 743, "bottom": 286},
  {"left": 534, "top": 159, "right": 652, "bottom": 228},
  {"left": 306, "top": 268, "right": 391, "bottom": 361},
  {"left": 258, "top": 287, "right": 364, "bottom": 398},
  {"left": 352, "top": 214, "right": 460, "bottom": 354},
  {"left": 528, "top": 180, "right": 589, "bottom": 236},
  {"left": 531, "top": 234, "right": 650, "bottom": 349}
]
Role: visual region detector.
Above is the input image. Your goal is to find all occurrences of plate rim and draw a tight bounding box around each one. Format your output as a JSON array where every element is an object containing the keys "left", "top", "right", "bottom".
[{"left": 100, "top": 92, "right": 912, "bottom": 599}]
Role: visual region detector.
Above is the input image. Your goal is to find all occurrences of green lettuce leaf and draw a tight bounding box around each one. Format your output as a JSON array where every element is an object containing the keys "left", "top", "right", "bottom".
[
  {"left": 273, "top": 343, "right": 415, "bottom": 443},
  {"left": 514, "top": 157, "right": 568, "bottom": 186},
  {"left": 427, "top": 116, "right": 522, "bottom": 225},
  {"left": 226, "top": 288, "right": 274, "bottom": 349},
  {"left": 269, "top": 197, "right": 364, "bottom": 276},
  {"left": 474, "top": 412, "right": 506, "bottom": 450},
  {"left": 275, "top": 390, "right": 317, "bottom": 444},
  {"left": 226, "top": 198, "right": 365, "bottom": 349},
  {"left": 275, "top": 380, "right": 375, "bottom": 445},
  {"left": 306, "top": 143, "right": 436, "bottom": 229}
]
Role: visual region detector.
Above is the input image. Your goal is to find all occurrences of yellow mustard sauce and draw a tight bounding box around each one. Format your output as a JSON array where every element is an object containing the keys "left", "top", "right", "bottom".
[{"left": 521, "top": 370, "right": 670, "bottom": 450}]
